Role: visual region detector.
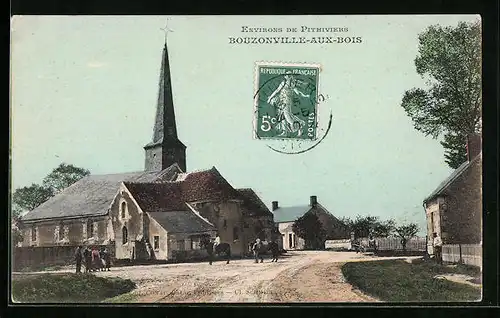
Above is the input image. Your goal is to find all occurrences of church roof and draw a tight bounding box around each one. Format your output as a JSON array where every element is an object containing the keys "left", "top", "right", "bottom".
[
  {"left": 148, "top": 211, "right": 216, "bottom": 234},
  {"left": 124, "top": 167, "right": 243, "bottom": 212},
  {"left": 236, "top": 188, "right": 273, "bottom": 217},
  {"left": 20, "top": 169, "right": 174, "bottom": 222}
]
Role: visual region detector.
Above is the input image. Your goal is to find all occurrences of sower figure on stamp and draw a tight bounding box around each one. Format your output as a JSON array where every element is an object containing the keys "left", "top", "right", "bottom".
[
  {"left": 74, "top": 246, "right": 83, "bottom": 273},
  {"left": 267, "top": 72, "right": 310, "bottom": 137},
  {"left": 433, "top": 232, "right": 443, "bottom": 265}
]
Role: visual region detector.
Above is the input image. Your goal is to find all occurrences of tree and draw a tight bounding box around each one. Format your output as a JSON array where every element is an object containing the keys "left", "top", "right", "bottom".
[
  {"left": 42, "top": 163, "right": 90, "bottom": 194},
  {"left": 394, "top": 223, "right": 419, "bottom": 252},
  {"left": 340, "top": 215, "right": 395, "bottom": 238},
  {"left": 372, "top": 219, "right": 395, "bottom": 238},
  {"left": 11, "top": 163, "right": 90, "bottom": 216},
  {"left": 292, "top": 212, "right": 326, "bottom": 250},
  {"left": 400, "top": 21, "right": 481, "bottom": 169},
  {"left": 12, "top": 184, "right": 54, "bottom": 213}
]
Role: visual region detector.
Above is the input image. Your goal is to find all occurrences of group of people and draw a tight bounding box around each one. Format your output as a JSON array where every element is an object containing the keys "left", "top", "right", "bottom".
[{"left": 74, "top": 245, "right": 111, "bottom": 273}]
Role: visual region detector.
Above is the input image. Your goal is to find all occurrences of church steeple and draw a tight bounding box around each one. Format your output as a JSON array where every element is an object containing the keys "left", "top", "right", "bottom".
[{"left": 144, "top": 41, "right": 187, "bottom": 172}]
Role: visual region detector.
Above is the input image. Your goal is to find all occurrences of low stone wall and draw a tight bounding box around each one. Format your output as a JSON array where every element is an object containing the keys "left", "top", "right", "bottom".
[{"left": 12, "top": 244, "right": 115, "bottom": 271}]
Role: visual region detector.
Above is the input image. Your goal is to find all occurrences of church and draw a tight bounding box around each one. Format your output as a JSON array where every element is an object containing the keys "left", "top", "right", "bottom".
[{"left": 17, "top": 41, "right": 277, "bottom": 262}]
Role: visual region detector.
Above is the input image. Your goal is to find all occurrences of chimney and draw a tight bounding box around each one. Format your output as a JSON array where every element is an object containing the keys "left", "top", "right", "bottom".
[
  {"left": 466, "top": 133, "right": 481, "bottom": 162},
  {"left": 272, "top": 201, "right": 279, "bottom": 211},
  {"left": 310, "top": 195, "right": 317, "bottom": 207}
]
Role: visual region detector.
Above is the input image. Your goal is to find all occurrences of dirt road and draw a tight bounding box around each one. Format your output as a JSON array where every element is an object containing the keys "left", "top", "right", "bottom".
[{"left": 84, "top": 251, "right": 417, "bottom": 303}]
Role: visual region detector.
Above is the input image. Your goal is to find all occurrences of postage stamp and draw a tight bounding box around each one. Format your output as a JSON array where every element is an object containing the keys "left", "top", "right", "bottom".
[{"left": 254, "top": 62, "right": 321, "bottom": 140}]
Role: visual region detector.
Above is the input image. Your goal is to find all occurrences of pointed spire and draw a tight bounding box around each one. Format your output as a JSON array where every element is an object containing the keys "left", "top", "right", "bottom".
[
  {"left": 151, "top": 42, "right": 178, "bottom": 143},
  {"left": 144, "top": 39, "right": 186, "bottom": 172}
]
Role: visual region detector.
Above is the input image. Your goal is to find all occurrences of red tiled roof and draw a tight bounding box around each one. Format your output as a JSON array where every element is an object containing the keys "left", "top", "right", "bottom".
[
  {"left": 237, "top": 188, "right": 273, "bottom": 217},
  {"left": 124, "top": 167, "right": 242, "bottom": 212}
]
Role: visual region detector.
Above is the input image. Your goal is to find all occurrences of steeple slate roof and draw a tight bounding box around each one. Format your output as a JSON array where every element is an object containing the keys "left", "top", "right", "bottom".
[{"left": 145, "top": 42, "right": 185, "bottom": 149}]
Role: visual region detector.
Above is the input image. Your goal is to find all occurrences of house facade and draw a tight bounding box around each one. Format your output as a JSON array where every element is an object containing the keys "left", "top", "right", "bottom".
[
  {"left": 423, "top": 134, "right": 482, "bottom": 255},
  {"left": 16, "top": 40, "right": 275, "bottom": 265},
  {"left": 272, "top": 195, "right": 350, "bottom": 250}
]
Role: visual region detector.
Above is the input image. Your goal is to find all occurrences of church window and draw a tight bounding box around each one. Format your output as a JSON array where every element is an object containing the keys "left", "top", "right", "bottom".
[
  {"left": 153, "top": 236, "right": 159, "bottom": 250},
  {"left": 177, "top": 240, "right": 185, "bottom": 251},
  {"left": 233, "top": 227, "right": 239, "bottom": 240},
  {"left": 86, "top": 219, "right": 93, "bottom": 239},
  {"left": 58, "top": 221, "right": 64, "bottom": 240},
  {"left": 122, "top": 226, "right": 128, "bottom": 244},
  {"left": 31, "top": 225, "right": 37, "bottom": 242},
  {"left": 121, "top": 202, "right": 127, "bottom": 219},
  {"left": 191, "top": 237, "right": 201, "bottom": 250}
]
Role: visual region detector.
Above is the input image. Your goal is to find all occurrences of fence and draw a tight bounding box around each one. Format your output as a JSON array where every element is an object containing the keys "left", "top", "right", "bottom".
[
  {"left": 366, "top": 237, "right": 426, "bottom": 251},
  {"left": 325, "top": 237, "right": 426, "bottom": 251},
  {"left": 325, "top": 239, "right": 351, "bottom": 250},
  {"left": 442, "top": 244, "right": 482, "bottom": 268}
]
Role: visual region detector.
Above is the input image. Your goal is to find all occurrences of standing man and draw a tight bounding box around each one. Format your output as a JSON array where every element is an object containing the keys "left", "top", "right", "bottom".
[
  {"left": 433, "top": 232, "right": 443, "bottom": 265},
  {"left": 74, "top": 246, "right": 83, "bottom": 273},
  {"left": 253, "top": 238, "right": 262, "bottom": 263},
  {"left": 213, "top": 233, "right": 221, "bottom": 252},
  {"left": 83, "top": 246, "right": 92, "bottom": 273}
]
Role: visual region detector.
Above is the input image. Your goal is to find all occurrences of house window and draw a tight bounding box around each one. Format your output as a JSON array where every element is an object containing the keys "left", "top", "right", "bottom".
[
  {"left": 58, "top": 221, "right": 64, "bottom": 240},
  {"left": 233, "top": 227, "right": 239, "bottom": 240},
  {"left": 86, "top": 219, "right": 93, "bottom": 239},
  {"left": 223, "top": 219, "right": 227, "bottom": 229},
  {"left": 153, "top": 236, "right": 160, "bottom": 250},
  {"left": 177, "top": 240, "right": 185, "bottom": 251},
  {"left": 122, "top": 226, "right": 128, "bottom": 244},
  {"left": 121, "top": 201, "right": 127, "bottom": 219},
  {"left": 293, "top": 234, "right": 297, "bottom": 248},
  {"left": 191, "top": 237, "right": 201, "bottom": 250},
  {"left": 288, "top": 233, "right": 293, "bottom": 249},
  {"left": 31, "top": 225, "right": 37, "bottom": 242}
]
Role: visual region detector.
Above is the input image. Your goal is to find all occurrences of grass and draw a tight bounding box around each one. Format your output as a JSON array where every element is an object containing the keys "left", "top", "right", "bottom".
[
  {"left": 102, "top": 291, "right": 140, "bottom": 303},
  {"left": 11, "top": 273, "right": 136, "bottom": 303},
  {"left": 341, "top": 259, "right": 481, "bottom": 302}
]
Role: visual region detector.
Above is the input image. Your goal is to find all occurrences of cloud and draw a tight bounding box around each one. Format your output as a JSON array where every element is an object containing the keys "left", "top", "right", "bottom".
[{"left": 87, "top": 61, "right": 107, "bottom": 68}]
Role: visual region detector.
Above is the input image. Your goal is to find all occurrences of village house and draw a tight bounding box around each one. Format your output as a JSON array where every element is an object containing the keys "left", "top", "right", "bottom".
[
  {"left": 423, "top": 133, "right": 482, "bottom": 255},
  {"left": 272, "top": 195, "right": 349, "bottom": 250},
  {"left": 16, "top": 40, "right": 276, "bottom": 265}
]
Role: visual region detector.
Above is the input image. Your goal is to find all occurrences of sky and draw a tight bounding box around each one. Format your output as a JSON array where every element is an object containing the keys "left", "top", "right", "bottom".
[{"left": 10, "top": 15, "right": 480, "bottom": 235}]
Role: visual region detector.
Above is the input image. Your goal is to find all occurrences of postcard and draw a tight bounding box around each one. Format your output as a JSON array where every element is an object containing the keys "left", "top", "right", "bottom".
[{"left": 10, "top": 15, "right": 482, "bottom": 303}]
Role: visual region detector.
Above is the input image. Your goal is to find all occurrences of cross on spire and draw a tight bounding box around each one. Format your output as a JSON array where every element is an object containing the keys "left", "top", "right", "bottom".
[{"left": 160, "top": 18, "right": 174, "bottom": 43}]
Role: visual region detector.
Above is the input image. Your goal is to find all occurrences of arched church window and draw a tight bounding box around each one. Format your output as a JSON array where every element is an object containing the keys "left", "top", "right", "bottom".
[
  {"left": 31, "top": 225, "right": 37, "bottom": 242},
  {"left": 86, "top": 219, "right": 92, "bottom": 239},
  {"left": 58, "top": 221, "right": 64, "bottom": 240},
  {"left": 121, "top": 201, "right": 127, "bottom": 219},
  {"left": 122, "top": 226, "right": 128, "bottom": 244}
]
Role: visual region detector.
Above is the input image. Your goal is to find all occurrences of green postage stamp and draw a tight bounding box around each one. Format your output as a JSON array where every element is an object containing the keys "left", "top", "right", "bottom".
[{"left": 254, "top": 62, "right": 321, "bottom": 140}]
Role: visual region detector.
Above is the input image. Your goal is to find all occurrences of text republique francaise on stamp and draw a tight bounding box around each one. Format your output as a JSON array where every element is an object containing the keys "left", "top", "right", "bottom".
[{"left": 254, "top": 62, "right": 321, "bottom": 141}]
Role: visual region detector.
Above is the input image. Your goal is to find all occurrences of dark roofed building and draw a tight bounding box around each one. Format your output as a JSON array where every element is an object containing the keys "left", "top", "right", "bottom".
[
  {"left": 423, "top": 133, "right": 482, "bottom": 257},
  {"left": 272, "top": 195, "right": 349, "bottom": 250}
]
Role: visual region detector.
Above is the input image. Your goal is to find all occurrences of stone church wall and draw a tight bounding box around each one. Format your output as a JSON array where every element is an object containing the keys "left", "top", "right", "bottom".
[
  {"left": 19, "top": 216, "right": 109, "bottom": 248},
  {"left": 110, "top": 186, "right": 144, "bottom": 260}
]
